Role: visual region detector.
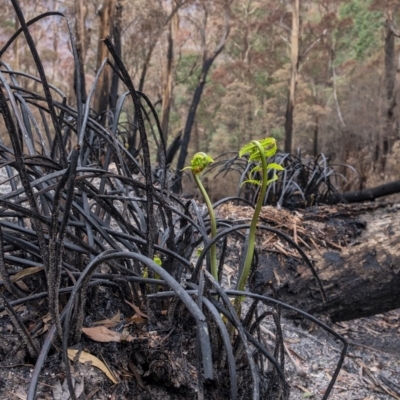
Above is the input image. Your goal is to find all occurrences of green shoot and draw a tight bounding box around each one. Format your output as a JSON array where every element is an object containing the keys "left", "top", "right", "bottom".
[
  {"left": 153, "top": 256, "right": 162, "bottom": 281},
  {"left": 153, "top": 256, "right": 163, "bottom": 291},
  {"left": 236, "top": 138, "right": 284, "bottom": 302},
  {"left": 143, "top": 255, "right": 163, "bottom": 287},
  {"left": 183, "top": 152, "right": 218, "bottom": 281}
]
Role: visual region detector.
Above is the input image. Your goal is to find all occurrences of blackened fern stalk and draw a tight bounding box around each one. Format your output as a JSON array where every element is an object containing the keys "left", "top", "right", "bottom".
[
  {"left": 104, "top": 36, "right": 156, "bottom": 261},
  {"left": 235, "top": 138, "right": 284, "bottom": 300}
]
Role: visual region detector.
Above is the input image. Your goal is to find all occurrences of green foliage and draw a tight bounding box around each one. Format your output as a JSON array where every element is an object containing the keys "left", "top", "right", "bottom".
[
  {"left": 153, "top": 256, "right": 162, "bottom": 266},
  {"left": 338, "top": 0, "right": 383, "bottom": 61},
  {"left": 175, "top": 52, "right": 201, "bottom": 92},
  {"left": 270, "top": 127, "right": 284, "bottom": 141},
  {"left": 239, "top": 137, "right": 277, "bottom": 161},
  {"left": 182, "top": 152, "right": 214, "bottom": 174},
  {"left": 236, "top": 138, "right": 284, "bottom": 301}
]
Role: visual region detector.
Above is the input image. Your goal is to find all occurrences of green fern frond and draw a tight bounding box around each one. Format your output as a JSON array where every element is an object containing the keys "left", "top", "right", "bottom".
[
  {"left": 267, "top": 162, "right": 284, "bottom": 171},
  {"left": 248, "top": 152, "right": 262, "bottom": 163},
  {"left": 239, "top": 138, "right": 278, "bottom": 161},
  {"left": 250, "top": 165, "right": 263, "bottom": 176},
  {"left": 266, "top": 174, "right": 278, "bottom": 186},
  {"left": 239, "top": 141, "right": 257, "bottom": 158},
  {"left": 235, "top": 136, "right": 285, "bottom": 310},
  {"left": 258, "top": 137, "right": 276, "bottom": 149},
  {"left": 241, "top": 179, "right": 261, "bottom": 187},
  {"left": 182, "top": 152, "right": 214, "bottom": 174}
]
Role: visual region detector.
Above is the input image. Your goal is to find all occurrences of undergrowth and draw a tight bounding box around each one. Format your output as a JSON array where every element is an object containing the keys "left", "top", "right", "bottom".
[{"left": 0, "top": 4, "right": 347, "bottom": 400}]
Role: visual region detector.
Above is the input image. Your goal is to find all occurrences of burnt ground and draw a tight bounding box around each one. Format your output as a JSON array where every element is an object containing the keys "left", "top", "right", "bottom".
[
  {"left": 1, "top": 202, "right": 400, "bottom": 400},
  {"left": 1, "top": 302, "right": 399, "bottom": 399}
]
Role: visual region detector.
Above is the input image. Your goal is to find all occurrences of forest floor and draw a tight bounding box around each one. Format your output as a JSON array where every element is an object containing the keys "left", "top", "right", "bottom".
[
  {"left": 1, "top": 282, "right": 399, "bottom": 399},
  {"left": 1, "top": 202, "right": 400, "bottom": 399}
]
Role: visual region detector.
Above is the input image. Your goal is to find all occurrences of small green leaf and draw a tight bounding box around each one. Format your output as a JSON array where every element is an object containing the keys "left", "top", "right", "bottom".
[
  {"left": 250, "top": 165, "right": 262, "bottom": 176},
  {"left": 248, "top": 152, "right": 262, "bottom": 163},
  {"left": 258, "top": 137, "right": 276, "bottom": 148},
  {"left": 266, "top": 174, "right": 278, "bottom": 186},
  {"left": 239, "top": 141, "right": 257, "bottom": 157},
  {"left": 153, "top": 256, "right": 162, "bottom": 266},
  {"left": 302, "top": 391, "right": 314, "bottom": 398},
  {"left": 241, "top": 179, "right": 261, "bottom": 187},
  {"left": 267, "top": 162, "right": 284, "bottom": 171},
  {"left": 239, "top": 138, "right": 278, "bottom": 161}
]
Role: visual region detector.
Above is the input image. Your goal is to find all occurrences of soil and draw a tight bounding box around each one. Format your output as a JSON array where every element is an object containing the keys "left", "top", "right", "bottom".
[
  {"left": 1, "top": 203, "right": 400, "bottom": 400},
  {"left": 1, "top": 307, "right": 399, "bottom": 399}
]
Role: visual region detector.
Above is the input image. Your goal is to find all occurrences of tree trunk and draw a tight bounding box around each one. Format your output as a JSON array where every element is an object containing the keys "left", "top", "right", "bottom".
[
  {"left": 313, "top": 114, "right": 318, "bottom": 157},
  {"left": 250, "top": 203, "right": 400, "bottom": 323},
  {"left": 138, "top": 1, "right": 185, "bottom": 93},
  {"left": 160, "top": 2, "right": 179, "bottom": 143},
  {"left": 73, "top": 0, "right": 88, "bottom": 103},
  {"left": 13, "top": 15, "right": 19, "bottom": 71},
  {"left": 173, "top": 3, "right": 231, "bottom": 193},
  {"left": 284, "top": 0, "right": 300, "bottom": 154},
  {"left": 109, "top": 0, "right": 122, "bottom": 112},
  {"left": 173, "top": 57, "right": 218, "bottom": 193},
  {"left": 382, "top": 13, "right": 400, "bottom": 171},
  {"left": 93, "top": 0, "right": 116, "bottom": 118},
  {"left": 340, "top": 179, "right": 400, "bottom": 203},
  {"left": 382, "top": 17, "right": 395, "bottom": 171}
]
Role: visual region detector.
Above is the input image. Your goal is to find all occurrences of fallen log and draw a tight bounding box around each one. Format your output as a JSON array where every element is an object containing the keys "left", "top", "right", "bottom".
[
  {"left": 245, "top": 202, "right": 400, "bottom": 322},
  {"left": 341, "top": 179, "right": 400, "bottom": 203}
]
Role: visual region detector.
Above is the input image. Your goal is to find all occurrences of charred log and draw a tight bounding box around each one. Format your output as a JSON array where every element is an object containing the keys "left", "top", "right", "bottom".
[
  {"left": 341, "top": 179, "right": 400, "bottom": 203},
  {"left": 248, "top": 202, "right": 400, "bottom": 322}
]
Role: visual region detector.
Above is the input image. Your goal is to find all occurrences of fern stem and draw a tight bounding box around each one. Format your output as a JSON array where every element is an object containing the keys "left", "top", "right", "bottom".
[
  {"left": 236, "top": 141, "right": 268, "bottom": 295},
  {"left": 194, "top": 173, "right": 218, "bottom": 281}
]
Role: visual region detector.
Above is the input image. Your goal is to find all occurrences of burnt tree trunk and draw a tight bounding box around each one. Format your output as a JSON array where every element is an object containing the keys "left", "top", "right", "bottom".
[
  {"left": 73, "top": 0, "right": 88, "bottom": 103},
  {"left": 284, "top": 0, "right": 300, "bottom": 154},
  {"left": 109, "top": 0, "right": 122, "bottom": 112},
  {"left": 160, "top": 3, "right": 179, "bottom": 144},
  {"left": 93, "top": 0, "right": 116, "bottom": 118},
  {"left": 251, "top": 203, "right": 400, "bottom": 323},
  {"left": 173, "top": 4, "right": 231, "bottom": 193}
]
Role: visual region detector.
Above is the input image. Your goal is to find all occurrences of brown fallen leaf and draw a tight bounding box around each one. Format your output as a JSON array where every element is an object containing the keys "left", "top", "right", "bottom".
[
  {"left": 82, "top": 326, "right": 122, "bottom": 343},
  {"left": 11, "top": 266, "right": 44, "bottom": 283},
  {"left": 124, "top": 300, "right": 148, "bottom": 318},
  {"left": 15, "top": 280, "right": 29, "bottom": 291},
  {"left": 126, "top": 314, "right": 147, "bottom": 325},
  {"left": 34, "top": 313, "right": 52, "bottom": 335},
  {"left": 67, "top": 349, "right": 119, "bottom": 384},
  {"left": 120, "top": 328, "right": 135, "bottom": 342},
  {"left": 93, "top": 310, "right": 121, "bottom": 327},
  {"left": 0, "top": 266, "right": 44, "bottom": 294}
]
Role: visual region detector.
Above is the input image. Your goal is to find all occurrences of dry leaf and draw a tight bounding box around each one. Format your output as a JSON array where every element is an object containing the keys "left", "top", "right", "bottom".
[
  {"left": 124, "top": 300, "right": 148, "bottom": 318},
  {"left": 93, "top": 310, "right": 121, "bottom": 327},
  {"left": 126, "top": 314, "right": 147, "bottom": 325},
  {"left": 82, "top": 326, "right": 122, "bottom": 343},
  {"left": 120, "top": 328, "right": 135, "bottom": 342},
  {"left": 67, "top": 349, "right": 119, "bottom": 384},
  {"left": 15, "top": 280, "right": 29, "bottom": 291},
  {"left": 8, "top": 387, "right": 27, "bottom": 400},
  {"left": 223, "top": 264, "right": 235, "bottom": 286},
  {"left": 11, "top": 266, "right": 44, "bottom": 282},
  {"left": 39, "top": 313, "right": 52, "bottom": 335},
  {"left": 53, "top": 378, "right": 84, "bottom": 400},
  {"left": 0, "top": 266, "right": 44, "bottom": 294}
]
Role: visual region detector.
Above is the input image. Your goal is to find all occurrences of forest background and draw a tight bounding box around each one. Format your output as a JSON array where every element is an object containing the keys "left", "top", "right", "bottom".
[{"left": 1, "top": 0, "right": 400, "bottom": 200}]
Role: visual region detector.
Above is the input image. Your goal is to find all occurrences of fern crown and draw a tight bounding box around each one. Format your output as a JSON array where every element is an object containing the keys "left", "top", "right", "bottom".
[
  {"left": 239, "top": 138, "right": 284, "bottom": 186},
  {"left": 182, "top": 152, "right": 214, "bottom": 174}
]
